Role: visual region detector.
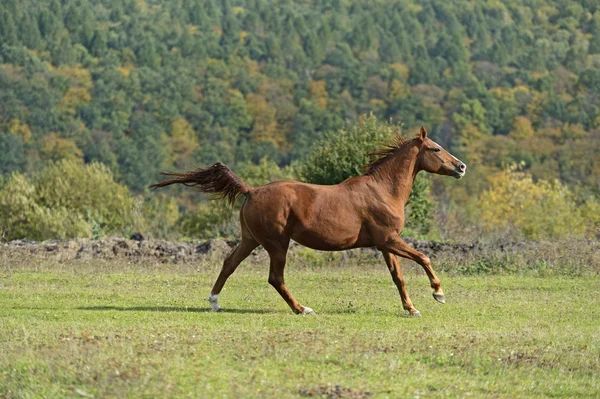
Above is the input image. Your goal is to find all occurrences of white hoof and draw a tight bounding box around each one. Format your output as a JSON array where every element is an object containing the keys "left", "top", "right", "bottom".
[
  {"left": 301, "top": 306, "right": 315, "bottom": 315},
  {"left": 409, "top": 310, "right": 421, "bottom": 317},
  {"left": 207, "top": 294, "right": 221, "bottom": 312}
]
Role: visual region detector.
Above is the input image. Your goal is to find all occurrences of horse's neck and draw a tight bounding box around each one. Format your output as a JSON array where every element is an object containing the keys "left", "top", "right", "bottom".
[{"left": 373, "top": 145, "right": 420, "bottom": 206}]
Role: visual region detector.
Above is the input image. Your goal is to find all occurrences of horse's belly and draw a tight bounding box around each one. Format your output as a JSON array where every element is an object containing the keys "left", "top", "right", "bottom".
[
  {"left": 290, "top": 220, "right": 370, "bottom": 251},
  {"left": 291, "top": 232, "right": 357, "bottom": 251}
]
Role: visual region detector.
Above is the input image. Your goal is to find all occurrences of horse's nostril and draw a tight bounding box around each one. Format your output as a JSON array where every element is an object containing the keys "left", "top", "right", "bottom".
[{"left": 459, "top": 163, "right": 466, "bottom": 172}]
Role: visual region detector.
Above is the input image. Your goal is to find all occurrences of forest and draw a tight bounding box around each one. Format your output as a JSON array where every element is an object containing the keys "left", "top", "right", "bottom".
[{"left": 0, "top": 0, "right": 599, "bottom": 241}]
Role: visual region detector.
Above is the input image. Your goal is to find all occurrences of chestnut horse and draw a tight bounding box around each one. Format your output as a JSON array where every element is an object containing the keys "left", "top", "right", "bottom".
[{"left": 151, "top": 127, "right": 466, "bottom": 316}]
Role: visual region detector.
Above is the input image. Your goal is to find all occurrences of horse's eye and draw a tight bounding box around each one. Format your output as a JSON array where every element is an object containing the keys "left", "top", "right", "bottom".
[{"left": 431, "top": 148, "right": 440, "bottom": 152}]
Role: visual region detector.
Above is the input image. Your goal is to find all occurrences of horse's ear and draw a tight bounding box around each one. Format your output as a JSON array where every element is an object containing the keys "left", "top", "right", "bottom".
[{"left": 419, "top": 126, "right": 428, "bottom": 141}]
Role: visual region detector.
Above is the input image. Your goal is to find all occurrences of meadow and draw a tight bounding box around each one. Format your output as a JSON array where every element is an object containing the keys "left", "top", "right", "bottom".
[{"left": 1, "top": 256, "right": 599, "bottom": 398}]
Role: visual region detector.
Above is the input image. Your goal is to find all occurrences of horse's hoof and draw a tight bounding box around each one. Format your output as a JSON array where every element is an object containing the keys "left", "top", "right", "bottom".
[
  {"left": 433, "top": 293, "right": 446, "bottom": 304},
  {"left": 409, "top": 310, "right": 421, "bottom": 317},
  {"left": 301, "top": 306, "right": 316, "bottom": 315}
]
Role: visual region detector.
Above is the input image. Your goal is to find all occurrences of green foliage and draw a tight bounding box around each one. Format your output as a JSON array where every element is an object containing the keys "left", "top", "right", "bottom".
[
  {"left": 299, "top": 115, "right": 433, "bottom": 235},
  {"left": 299, "top": 115, "right": 393, "bottom": 185},
  {"left": 0, "top": 0, "right": 599, "bottom": 241},
  {"left": 0, "top": 160, "right": 141, "bottom": 241},
  {"left": 0, "top": 133, "right": 26, "bottom": 174},
  {"left": 141, "top": 195, "right": 181, "bottom": 239},
  {"left": 404, "top": 175, "right": 432, "bottom": 237},
  {"left": 0, "top": 172, "right": 91, "bottom": 241}
]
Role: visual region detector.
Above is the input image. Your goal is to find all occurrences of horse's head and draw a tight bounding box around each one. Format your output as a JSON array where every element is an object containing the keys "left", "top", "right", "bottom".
[{"left": 416, "top": 127, "right": 466, "bottom": 179}]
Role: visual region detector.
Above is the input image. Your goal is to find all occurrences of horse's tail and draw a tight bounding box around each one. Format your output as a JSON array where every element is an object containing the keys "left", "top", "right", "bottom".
[{"left": 150, "top": 162, "right": 250, "bottom": 206}]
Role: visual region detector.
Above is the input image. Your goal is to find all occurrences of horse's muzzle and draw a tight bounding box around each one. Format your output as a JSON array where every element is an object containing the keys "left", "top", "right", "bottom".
[{"left": 453, "top": 162, "right": 467, "bottom": 179}]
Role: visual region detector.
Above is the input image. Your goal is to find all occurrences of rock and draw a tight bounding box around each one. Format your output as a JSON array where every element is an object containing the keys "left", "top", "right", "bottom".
[{"left": 130, "top": 232, "right": 145, "bottom": 241}]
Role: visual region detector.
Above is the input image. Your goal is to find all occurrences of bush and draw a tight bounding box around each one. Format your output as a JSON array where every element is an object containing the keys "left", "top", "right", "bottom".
[
  {"left": 141, "top": 195, "right": 181, "bottom": 239},
  {"left": 478, "top": 164, "right": 599, "bottom": 240},
  {"left": 0, "top": 160, "right": 142, "bottom": 241},
  {"left": 0, "top": 173, "right": 91, "bottom": 240},
  {"left": 298, "top": 115, "right": 393, "bottom": 185},
  {"left": 298, "top": 114, "right": 433, "bottom": 235}
]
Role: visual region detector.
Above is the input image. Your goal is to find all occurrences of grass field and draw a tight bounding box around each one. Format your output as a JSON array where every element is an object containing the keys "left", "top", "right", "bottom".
[{"left": 1, "top": 259, "right": 599, "bottom": 398}]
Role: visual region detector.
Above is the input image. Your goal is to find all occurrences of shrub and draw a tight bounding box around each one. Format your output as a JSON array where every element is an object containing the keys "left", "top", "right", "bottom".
[
  {"left": 141, "top": 195, "right": 181, "bottom": 239},
  {"left": 298, "top": 114, "right": 433, "bottom": 235},
  {"left": 478, "top": 164, "right": 599, "bottom": 240},
  {"left": 0, "top": 160, "right": 141, "bottom": 241},
  {"left": 0, "top": 173, "right": 91, "bottom": 240}
]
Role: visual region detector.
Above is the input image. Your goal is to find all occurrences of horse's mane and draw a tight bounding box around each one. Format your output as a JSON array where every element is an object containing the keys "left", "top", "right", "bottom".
[{"left": 365, "top": 132, "right": 418, "bottom": 174}]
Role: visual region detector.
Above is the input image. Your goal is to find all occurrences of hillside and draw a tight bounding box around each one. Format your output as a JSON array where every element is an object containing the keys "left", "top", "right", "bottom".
[{"left": 0, "top": 0, "right": 599, "bottom": 240}]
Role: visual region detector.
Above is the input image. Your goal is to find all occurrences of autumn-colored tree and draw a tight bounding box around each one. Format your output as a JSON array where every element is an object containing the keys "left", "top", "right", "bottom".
[
  {"left": 245, "top": 93, "right": 282, "bottom": 147},
  {"left": 40, "top": 133, "right": 83, "bottom": 162},
  {"left": 509, "top": 116, "right": 535, "bottom": 140},
  {"left": 308, "top": 80, "right": 329, "bottom": 110},
  {"left": 167, "top": 118, "right": 199, "bottom": 169},
  {"left": 478, "top": 164, "right": 598, "bottom": 240}
]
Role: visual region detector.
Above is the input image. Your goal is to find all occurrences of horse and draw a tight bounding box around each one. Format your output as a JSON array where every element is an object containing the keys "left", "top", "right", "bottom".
[{"left": 151, "top": 126, "right": 466, "bottom": 316}]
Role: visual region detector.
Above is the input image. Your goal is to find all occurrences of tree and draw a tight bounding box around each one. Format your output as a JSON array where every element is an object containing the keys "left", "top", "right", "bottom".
[
  {"left": 246, "top": 93, "right": 282, "bottom": 147},
  {"left": 167, "top": 117, "right": 199, "bottom": 169},
  {"left": 0, "top": 10, "right": 18, "bottom": 46},
  {"left": 219, "top": 0, "right": 240, "bottom": 55},
  {"left": 19, "top": 13, "right": 42, "bottom": 49},
  {"left": 588, "top": 12, "right": 600, "bottom": 54},
  {"left": 509, "top": 116, "right": 534, "bottom": 140},
  {"left": 136, "top": 34, "right": 159, "bottom": 67},
  {"left": 0, "top": 0, "right": 598, "bottom": 241},
  {"left": 40, "top": 133, "right": 83, "bottom": 162},
  {"left": 0, "top": 133, "right": 25, "bottom": 175},
  {"left": 89, "top": 29, "right": 108, "bottom": 57},
  {"left": 118, "top": 112, "right": 168, "bottom": 192}
]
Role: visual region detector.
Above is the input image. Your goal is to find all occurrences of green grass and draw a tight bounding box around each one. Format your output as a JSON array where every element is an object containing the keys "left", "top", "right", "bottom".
[{"left": 0, "top": 260, "right": 599, "bottom": 398}]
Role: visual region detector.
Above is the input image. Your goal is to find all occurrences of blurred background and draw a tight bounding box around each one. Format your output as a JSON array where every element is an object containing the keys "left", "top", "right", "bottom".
[{"left": 0, "top": 0, "right": 598, "bottom": 243}]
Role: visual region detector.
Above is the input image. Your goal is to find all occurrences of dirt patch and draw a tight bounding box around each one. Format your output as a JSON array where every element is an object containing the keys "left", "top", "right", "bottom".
[
  {"left": 299, "top": 384, "right": 372, "bottom": 399},
  {"left": 1, "top": 237, "right": 238, "bottom": 264},
  {"left": 1, "top": 236, "right": 598, "bottom": 274}
]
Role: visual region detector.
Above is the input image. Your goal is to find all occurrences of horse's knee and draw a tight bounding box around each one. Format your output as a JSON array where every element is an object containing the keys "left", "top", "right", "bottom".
[{"left": 419, "top": 254, "right": 431, "bottom": 267}]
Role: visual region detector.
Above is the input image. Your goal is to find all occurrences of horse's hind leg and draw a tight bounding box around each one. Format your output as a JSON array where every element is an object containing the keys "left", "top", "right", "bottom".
[
  {"left": 264, "top": 239, "right": 314, "bottom": 315},
  {"left": 207, "top": 226, "right": 259, "bottom": 312},
  {"left": 382, "top": 251, "right": 420, "bottom": 317}
]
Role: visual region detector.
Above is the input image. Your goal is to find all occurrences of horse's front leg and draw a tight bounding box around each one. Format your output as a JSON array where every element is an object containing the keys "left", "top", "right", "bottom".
[
  {"left": 378, "top": 237, "right": 445, "bottom": 305},
  {"left": 382, "top": 251, "right": 420, "bottom": 317}
]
